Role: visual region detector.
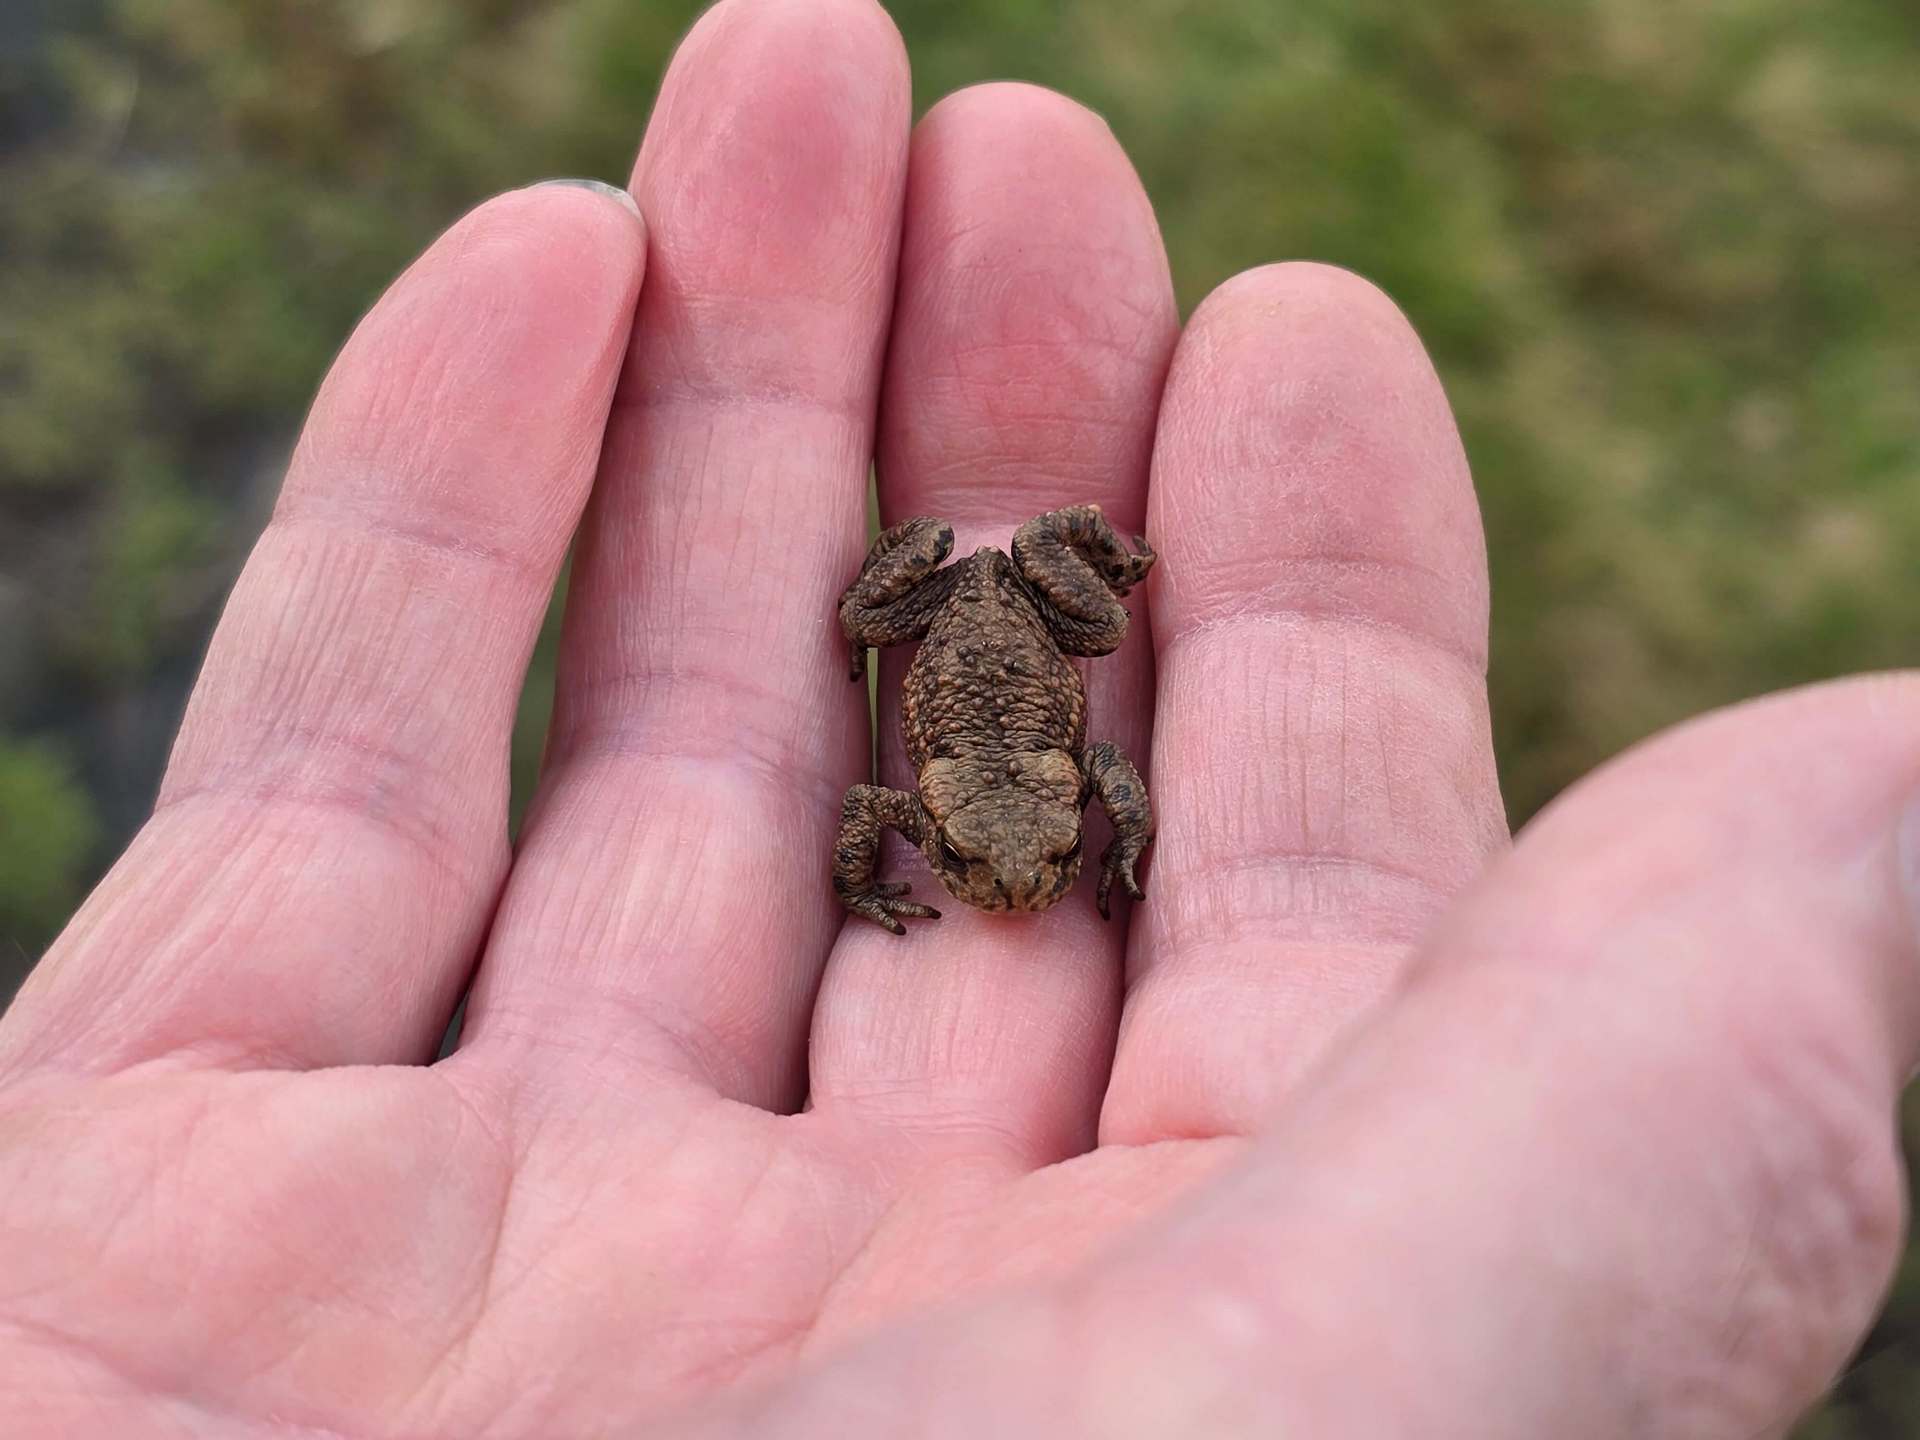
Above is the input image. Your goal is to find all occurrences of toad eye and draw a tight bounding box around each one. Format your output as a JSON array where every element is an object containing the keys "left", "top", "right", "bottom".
[{"left": 937, "top": 836, "right": 968, "bottom": 869}]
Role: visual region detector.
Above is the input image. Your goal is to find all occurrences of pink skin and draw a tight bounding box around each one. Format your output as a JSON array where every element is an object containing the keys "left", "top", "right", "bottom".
[{"left": 0, "top": 2, "right": 1913, "bottom": 1436}]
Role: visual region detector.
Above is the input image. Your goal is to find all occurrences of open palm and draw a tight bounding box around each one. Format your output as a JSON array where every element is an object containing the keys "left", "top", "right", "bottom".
[{"left": 5, "top": 4, "right": 1918, "bottom": 1437}]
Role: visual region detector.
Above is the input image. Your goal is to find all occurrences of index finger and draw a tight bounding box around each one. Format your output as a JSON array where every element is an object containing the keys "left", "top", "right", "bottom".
[{"left": 1103, "top": 264, "right": 1508, "bottom": 1144}]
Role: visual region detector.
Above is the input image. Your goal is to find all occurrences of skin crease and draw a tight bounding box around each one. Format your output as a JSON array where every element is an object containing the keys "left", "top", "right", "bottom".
[{"left": 1, "top": 4, "right": 1917, "bottom": 1439}]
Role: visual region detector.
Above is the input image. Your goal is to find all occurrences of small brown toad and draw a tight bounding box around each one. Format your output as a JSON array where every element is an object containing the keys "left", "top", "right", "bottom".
[{"left": 833, "top": 505, "right": 1155, "bottom": 932}]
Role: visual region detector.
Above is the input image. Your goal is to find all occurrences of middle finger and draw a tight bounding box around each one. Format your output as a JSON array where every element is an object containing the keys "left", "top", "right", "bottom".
[{"left": 808, "top": 83, "right": 1178, "bottom": 1169}]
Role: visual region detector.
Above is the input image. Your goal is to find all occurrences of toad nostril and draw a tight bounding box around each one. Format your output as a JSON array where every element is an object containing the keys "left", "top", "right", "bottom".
[{"left": 1028, "top": 871, "right": 1042, "bottom": 891}]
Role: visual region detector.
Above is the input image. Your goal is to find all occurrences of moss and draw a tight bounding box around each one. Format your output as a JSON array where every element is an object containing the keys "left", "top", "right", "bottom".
[{"left": 0, "top": 738, "right": 100, "bottom": 954}]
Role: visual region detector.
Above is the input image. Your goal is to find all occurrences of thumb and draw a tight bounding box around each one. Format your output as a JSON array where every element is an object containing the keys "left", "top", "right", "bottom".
[{"left": 1085, "top": 672, "right": 1920, "bottom": 1438}]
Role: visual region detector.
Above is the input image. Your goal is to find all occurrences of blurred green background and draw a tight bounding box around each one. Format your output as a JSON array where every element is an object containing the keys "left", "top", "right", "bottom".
[{"left": 1, "top": 0, "right": 1917, "bottom": 1428}]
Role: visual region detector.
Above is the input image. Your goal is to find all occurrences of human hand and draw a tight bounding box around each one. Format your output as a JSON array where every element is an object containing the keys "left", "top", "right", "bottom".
[{"left": 4, "top": 3, "right": 1915, "bottom": 1436}]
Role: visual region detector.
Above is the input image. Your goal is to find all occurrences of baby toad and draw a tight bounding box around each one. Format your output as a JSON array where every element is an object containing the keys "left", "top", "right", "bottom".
[{"left": 833, "top": 505, "right": 1155, "bottom": 932}]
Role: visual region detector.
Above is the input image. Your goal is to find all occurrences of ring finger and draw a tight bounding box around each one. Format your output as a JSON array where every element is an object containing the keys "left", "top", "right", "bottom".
[{"left": 460, "top": 0, "right": 911, "bottom": 1111}]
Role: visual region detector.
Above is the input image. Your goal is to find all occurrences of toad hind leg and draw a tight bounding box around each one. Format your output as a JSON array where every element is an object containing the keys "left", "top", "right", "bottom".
[
  {"left": 1085, "top": 741, "right": 1153, "bottom": 920},
  {"left": 838, "top": 516, "right": 959, "bottom": 681},
  {"left": 1012, "top": 505, "right": 1156, "bottom": 656},
  {"left": 834, "top": 784, "right": 942, "bottom": 934}
]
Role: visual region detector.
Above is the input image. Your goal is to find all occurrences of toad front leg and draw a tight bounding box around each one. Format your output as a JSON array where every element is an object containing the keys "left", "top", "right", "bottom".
[
  {"left": 1085, "top": 741, "right": 1154, "bottom": 919},
  {"left": 834, "top": 784, "right": 942, "bottom": 933}
]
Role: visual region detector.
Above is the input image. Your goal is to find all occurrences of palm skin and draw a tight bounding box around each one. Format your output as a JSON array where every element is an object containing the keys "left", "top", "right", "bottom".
[
  {"left": 5, "top": 3, "right": 1919, "bottom": 1437},
  {"left": 1, "top": 1052, "right": 1232, "bottom": 1431}
]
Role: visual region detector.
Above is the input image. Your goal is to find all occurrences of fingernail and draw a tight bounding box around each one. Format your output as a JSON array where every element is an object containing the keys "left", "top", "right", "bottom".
[{"left": 533, "top": 178, "right": 641, "bottom": 218}]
